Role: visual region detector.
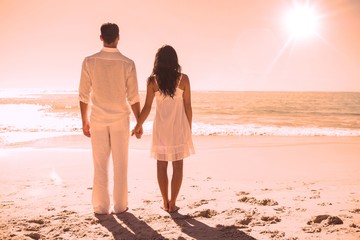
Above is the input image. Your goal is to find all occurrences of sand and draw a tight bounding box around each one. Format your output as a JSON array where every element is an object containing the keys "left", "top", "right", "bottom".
[{"left": 0, "top": 135, "right": 360, "bottom": 240}]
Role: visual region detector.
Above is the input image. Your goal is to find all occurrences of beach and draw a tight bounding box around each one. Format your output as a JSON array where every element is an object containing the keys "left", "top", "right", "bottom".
[
  {"left": 1, "top": 135, "right": 359, "bottom": 239},
  {"left": 2, "top": 0, "right": 360, "bottom": 238}
]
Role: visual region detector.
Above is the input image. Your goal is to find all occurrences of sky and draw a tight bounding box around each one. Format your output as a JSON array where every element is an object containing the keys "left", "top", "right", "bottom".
[{"left": 0, "top": 0, "right": 360, "bottom": 92}]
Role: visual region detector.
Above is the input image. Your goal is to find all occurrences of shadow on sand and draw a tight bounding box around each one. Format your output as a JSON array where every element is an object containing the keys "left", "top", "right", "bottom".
[
  {"left": 170, "top": 212, "right": 257, "bottom": 240},
  {"left": 95, "top": 211, "right": 257, "bottom": 239},
  {"left": 95, "top": 212, "right": 165, "bottom": 240}
]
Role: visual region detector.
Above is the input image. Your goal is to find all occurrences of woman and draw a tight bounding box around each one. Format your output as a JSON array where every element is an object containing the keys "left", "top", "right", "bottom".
[{"left": 132, "top": 45, "right": 195, "bottom": 212}]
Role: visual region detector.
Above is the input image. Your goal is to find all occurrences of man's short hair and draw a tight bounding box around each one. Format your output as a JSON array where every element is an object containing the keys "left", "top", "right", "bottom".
[{"left": 100, "top": 23, "right": 119, "bottom": 44}]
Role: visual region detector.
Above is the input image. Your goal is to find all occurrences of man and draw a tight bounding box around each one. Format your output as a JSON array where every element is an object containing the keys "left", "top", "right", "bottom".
[{"left": 79, "top": 23, "right": 142, "bottom": 214}]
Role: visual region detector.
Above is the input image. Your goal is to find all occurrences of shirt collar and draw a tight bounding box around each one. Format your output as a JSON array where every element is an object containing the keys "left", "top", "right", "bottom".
[{"left": 101, "top": 47, "right": 119, "bottom": 53}]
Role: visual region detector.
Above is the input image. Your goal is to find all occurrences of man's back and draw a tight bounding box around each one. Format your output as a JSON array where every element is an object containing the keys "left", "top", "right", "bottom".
[{"left": 79, "top": 47, "right": 139, "bottom": 121}]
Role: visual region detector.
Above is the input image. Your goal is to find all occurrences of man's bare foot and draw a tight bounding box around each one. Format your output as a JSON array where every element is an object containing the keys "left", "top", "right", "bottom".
[{"left": 113, "top": 207, "right": 128, "bottom": 214}]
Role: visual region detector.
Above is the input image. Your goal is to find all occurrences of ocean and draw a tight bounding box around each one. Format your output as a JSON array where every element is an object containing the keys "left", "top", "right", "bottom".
[{"left": 1, "top": 89, "right": 359, "bottom": 146}]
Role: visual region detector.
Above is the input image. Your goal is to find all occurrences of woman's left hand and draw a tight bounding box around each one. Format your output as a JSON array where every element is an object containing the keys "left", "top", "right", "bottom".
[{"left": 131, "top": 124, "right": 143, "bottom": 139}]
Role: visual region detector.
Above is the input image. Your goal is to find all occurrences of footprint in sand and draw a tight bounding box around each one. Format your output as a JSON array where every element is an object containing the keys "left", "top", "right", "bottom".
[
  {"left": 233, "top": 208, "right": 259, "bottom": 227},
  {"left": 190, "top": 209, "right": 218, "bottom": 218},
  {"left": 238, "top": 196, "right": 278, "bottom": 206},
  {"left": 273, "top": 206, "right": 287, "bottom": 212},
  {"left": 260, "top": 215, "right": 281, "bottom": 224},
  {"left": 303, "top": 182, "right": 316, "bottom": 186},
  {"left": 309, "top": 189, "right": 321, "bottom": 199},
  {"left": 187, "top": 199, "right": 215, "bottom": 209},
  {"left": 318, "top": 202, "right": 332, "bottom": 206},
  {"left": 293, "top": 195, "right": 306, "bottom": 201},
  {"left": 235, "top": 216, "right": 252, "bottom": 226},
  {"left": 350, "top": 208, "right": 360, "bottom": 214},
  {"left": 236, "top": 191, "right": 250, "bottom": 196},
  {"left": 25, "top": 225, "right": 41, "bottom": 231},
  {"left": 25, "top": 232, "right": 42, "bottom": 240},
  {"left": 307, "top": 215, "right": 343, "bottom": 226},
  {"left": 211, "top": 187, "right": 223, "bottom": 192},
  {"left": 27, "top": 219, "right": 46, "bottom": 225},
  {"left": 1, "top": 200, "right": 14, "bottom": 208},
  {"left": 143, "top": 199, "right": 152, "bottom": 205},
  {"left": 250, "top": 221, "right": 266, "bottom": 227},
  {"left": 248, "top": 215, "right": 282, "bottom": 227},
  {"left": 60, "top": 209, "right": 77, "bottom": 215},
  {"left": 85, "top": 217, "right": 99, "bottom": 225},
  {"left": 223, "top": 208, "right": 246, "bottom": 216},
  {"left": 302, "top": 226, "right": 322, "bottom": 233},
  {"left": 259, "top": 230, "right": 285, "bottom": 238},
  {"left": 349, "top": 223, "right": 360, "bottom": 230}
]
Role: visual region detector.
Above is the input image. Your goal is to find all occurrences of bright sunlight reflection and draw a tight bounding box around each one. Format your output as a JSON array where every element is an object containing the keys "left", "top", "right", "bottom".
[
  {"left": 266, "top": 2, "right": 322, "bottom": 74},
  {"left": 51, "top": 168, "right": 63, "bottom": 185},
  {"left": 284, "top": 4, "right": 319, "bottom": 39}
]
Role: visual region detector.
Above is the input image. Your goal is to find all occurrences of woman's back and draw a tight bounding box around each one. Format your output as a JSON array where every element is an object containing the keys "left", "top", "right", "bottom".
[{"left": 152, "top": 74, "right": 194, "bottom": 161}]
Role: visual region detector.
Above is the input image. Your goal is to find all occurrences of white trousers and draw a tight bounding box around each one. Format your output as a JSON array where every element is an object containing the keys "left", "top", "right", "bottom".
[{"left": 90, "top": 116, "right": 129, "bottom": 214}]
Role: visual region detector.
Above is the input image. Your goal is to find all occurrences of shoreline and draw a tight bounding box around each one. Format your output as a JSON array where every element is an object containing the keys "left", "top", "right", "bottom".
[
  {"left": 1, "top": 135, "right": 360, "bottom": 239},
  {"left": 2, "top": 133, "right": 360, "bottom": 148}
]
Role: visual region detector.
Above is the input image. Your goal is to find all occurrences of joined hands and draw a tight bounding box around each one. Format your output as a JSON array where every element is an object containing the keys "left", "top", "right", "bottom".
[{"left": 131, "top": 124, "right": 143, "bottom": 139}]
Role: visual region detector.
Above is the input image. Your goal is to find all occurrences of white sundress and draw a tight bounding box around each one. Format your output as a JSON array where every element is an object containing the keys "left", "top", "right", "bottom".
[{"left": 151, "top": 74, "right": 195, "bottom": 161}]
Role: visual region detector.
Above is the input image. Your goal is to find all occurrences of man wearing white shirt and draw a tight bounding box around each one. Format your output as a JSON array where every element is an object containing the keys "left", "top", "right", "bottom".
[{"left": 79, "top": 23, "right": 142, "bottom": 214}]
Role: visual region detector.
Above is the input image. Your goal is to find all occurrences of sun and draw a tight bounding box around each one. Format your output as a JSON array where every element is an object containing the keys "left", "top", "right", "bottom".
[{"left": 284, "top": 4, "right": 319, "bottom": 39}]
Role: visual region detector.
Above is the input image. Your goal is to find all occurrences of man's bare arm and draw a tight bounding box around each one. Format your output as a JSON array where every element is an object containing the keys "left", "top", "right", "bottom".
[{"left": 80, "top": 101, "right": 91, "bottom": 137}]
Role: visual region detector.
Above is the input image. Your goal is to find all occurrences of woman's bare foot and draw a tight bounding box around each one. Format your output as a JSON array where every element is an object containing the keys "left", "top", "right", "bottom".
[
  {"left": 168, "top": 205, "right": 180, "bottom": 213},
  {"left": 161, "top": 201, "right": 169, "bottom": 212}
]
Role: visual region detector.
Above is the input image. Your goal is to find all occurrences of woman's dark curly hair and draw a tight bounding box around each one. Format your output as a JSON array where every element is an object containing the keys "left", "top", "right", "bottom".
[{"left": 148, "top": 45, "right": 181, "bottom": 98}]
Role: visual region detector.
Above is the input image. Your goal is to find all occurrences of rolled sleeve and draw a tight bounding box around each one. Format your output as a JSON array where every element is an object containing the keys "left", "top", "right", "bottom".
[
  {"left": 126, "top": 61, "right": 140, "bottom": 105},
  {"left": 79, "top": 58, "right": 91, "bottom": 104}
]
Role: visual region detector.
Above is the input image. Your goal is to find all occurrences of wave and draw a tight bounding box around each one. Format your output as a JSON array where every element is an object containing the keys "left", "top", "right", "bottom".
[
  {"left": 2, "top": 121, "right": 360, "bottom": 138},
  {"left": 136, "top": 122, "right": 360, "bottom": 137},
  {"left": 190, "top": 123, "right": 360, "bottom": 136},
  {"left": 1, "top": 122, "right": 359, "bottom": 147}
]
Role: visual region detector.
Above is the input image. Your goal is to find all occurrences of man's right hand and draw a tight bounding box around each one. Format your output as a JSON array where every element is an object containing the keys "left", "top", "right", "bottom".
[{"left": 82, "top": 121, "right": 91, "bottom": 137}]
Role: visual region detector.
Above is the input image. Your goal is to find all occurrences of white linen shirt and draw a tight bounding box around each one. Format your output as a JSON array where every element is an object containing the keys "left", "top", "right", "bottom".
[{"left": 79, "top": 47, "right": 140, "bottom": 121}]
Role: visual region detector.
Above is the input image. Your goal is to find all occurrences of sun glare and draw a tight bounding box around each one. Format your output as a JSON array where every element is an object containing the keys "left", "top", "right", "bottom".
[{"left": 285, "top": 5, "right": 319, "bottom": 39}]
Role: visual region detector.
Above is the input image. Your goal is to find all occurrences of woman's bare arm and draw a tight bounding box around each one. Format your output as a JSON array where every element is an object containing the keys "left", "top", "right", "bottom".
[{"left": 182, "top": 75, "right": 193, "bottom": 129}]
